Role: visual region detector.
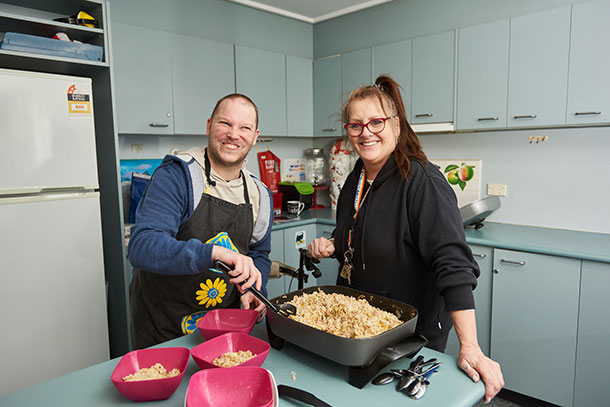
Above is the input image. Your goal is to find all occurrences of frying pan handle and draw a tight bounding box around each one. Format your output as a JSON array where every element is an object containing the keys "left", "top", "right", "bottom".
[
  {"left": 212, "top": 260, "right": 280, "bottom": 313},
  {"left": 277, "top": 385, "right": 333, "bottom": 407}
]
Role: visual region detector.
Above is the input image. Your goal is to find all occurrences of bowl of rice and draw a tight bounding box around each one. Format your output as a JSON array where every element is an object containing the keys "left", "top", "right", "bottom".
[
  {"left": 110, "top": 347, "right": 190, "bottom": 401},
  {"left": 191, "top": 332, "right": 270, "bottom": 370}
]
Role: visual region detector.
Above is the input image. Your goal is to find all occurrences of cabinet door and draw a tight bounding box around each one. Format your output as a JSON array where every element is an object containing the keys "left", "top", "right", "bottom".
[
  {"left": 283, "top": 224, "right": 317, "bottom": 290},
  {"left": 171, "top": 34, "right": 235, "bottom": 135},
  {"left": 567, "top": 0, "right": 610, "bottom": 125},
  {"left": 507, "top": 7, "right": 571, "bottom": 127},
  {"left": 235, "top": 46, "right": 286, "bottom": 136},
  {"left": 374, "top": 39, "right": 412, "bottom": 122},
  {"left": 313, "top": 55, "right": 342, "bottom": 137},
  {"left": 315, "top": 224, "right": 338, "bottom": 287},
  {"left": 342, "top": 48, "right": 372, "bottom": 102},
  {"left": 574, "top": 261, "right": 610, "bottom": 407},
  {"left": 490, "top": 249, "right": 580, "bottom": 407},
  {"left": 112, "top": 22, "right": 174, "bottom": 134},
  {"left": 412, "top": 30, "right": 455, "bottom": 124},
  {"left": 266, "top": 230, "right": 286, "bottom": 299},
  {"left": 445, "top": 245, "right": 493, "bottom": 357},
  {"left": 456, "top": 19, "right": 509, "bottom": 130},
  {"left": 286, "top": 56, "right": 313, "bottom": 137}
]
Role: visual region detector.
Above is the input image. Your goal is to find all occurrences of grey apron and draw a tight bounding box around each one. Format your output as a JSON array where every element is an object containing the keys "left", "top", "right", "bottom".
[{"left": 130, "top": 150, "right": 254, "bottom": 349}]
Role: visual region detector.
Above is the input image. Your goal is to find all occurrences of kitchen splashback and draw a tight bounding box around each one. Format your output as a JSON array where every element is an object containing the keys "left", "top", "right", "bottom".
[{"left": 430, "top": 159, "right": 482, "bottom": 208}]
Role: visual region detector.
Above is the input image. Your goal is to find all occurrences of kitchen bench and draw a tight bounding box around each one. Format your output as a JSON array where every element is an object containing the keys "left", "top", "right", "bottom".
[{"left": 0, "top": 322, "right": 485, "bottom": 407}]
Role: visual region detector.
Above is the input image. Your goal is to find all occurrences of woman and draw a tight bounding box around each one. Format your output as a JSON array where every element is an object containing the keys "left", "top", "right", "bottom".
[{"left": 308, "top": 75, "right": 503, "bottom": 403}]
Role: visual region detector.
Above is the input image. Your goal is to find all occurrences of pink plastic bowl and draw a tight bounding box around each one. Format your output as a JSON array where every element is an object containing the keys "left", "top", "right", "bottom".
[
  {"left": 186, "top": 366, "right": 274, "bottom": 407},
  {"left": 190, "top": 332, "right": 270, "bottom": 370},
  {"left": 110, "top": 347, "right": 190, "bottom": 402},
  {"left": 196, "top": 308, "right": 258, "bottom": 340}
]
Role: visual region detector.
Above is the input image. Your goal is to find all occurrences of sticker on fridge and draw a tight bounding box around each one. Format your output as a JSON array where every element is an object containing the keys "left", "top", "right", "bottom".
[{"left": 67, "top": 84, "right": 91, "bottom": 114}]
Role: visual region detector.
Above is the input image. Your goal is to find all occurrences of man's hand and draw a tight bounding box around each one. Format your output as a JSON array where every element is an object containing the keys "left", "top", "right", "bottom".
[
  {"left": 240, "top": 291, "right": 266, "bottom": 322},
  {"left": 211, "top": 246, "right": 262, "bottom": 292}
]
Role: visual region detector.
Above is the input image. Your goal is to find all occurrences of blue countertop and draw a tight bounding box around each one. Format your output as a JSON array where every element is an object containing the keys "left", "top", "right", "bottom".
[
  {"left": 273, "top": 210, "right": 610, "bottom": 264},
  {"left": 0, "top": 323, "right": 484, "bottom": 407}
]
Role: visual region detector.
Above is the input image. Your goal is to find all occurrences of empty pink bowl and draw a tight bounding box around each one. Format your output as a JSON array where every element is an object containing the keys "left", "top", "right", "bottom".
[
  {"left": 110, "top": 347, "right": 190, "bottom": 401},
  {"left": 196, "top": 308, "right": 258, "bottom": 340},
  {"left": 186, "top": 366, "right": 274, "bottom": 407},
  {"left": 190, "top": 332, "right": 270, "bottom": 370}
]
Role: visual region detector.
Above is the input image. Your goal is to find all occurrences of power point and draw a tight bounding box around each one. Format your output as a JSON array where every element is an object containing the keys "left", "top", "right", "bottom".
[{"left": 487, "top": 184, "right": 507, "bottom": 196}]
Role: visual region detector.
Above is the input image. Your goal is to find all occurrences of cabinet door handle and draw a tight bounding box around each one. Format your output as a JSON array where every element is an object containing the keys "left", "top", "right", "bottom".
[
  {"left": 415, "top": 113, "right": 433, "bottom": 118},
  {"left": 477, "top": 117, "right": 499, "bottom": 121},
  {"left": 574, "top": 111, "right": 601, "bottom": 116},
  {"left": 493, "top": 268, "right": 499, "bottom": 274},
  {"left": 513, "top": 114, "right": 537, "bottom": 119},
  {"left": 149, "top": 123, "right": 169, "bottom": 128},
  {"left": 322, "top": 231, "right": 333, "bottom": 238},
  {"left": 472, "top": 253, "right": 487, "bottom": 258},
  {"left": 500, "top": 259, "right": 526, "bottom": 266},
  {"left": 322, "top": 128, "right": 336, "bottom": 132}
]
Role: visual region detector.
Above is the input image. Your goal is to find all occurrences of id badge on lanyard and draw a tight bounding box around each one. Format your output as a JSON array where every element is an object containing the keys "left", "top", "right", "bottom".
[{"left": 340, "top": 168, "right": 371, "bottom": 284}]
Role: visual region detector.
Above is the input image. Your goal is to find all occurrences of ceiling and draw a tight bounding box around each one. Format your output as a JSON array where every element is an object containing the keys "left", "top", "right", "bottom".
[{"left": 226, "top": 0, "right": 395, "bottom": 23}]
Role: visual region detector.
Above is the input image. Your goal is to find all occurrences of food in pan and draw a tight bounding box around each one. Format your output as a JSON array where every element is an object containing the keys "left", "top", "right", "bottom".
[
  {"left": 122, "top": 363, "right": 180, "bottom": 381},
  {"left": 287, "top": 290, "right": 402, "bottom": 338},
  {"left": 213, "top": 350, "right": 257, "bottom": 367}
]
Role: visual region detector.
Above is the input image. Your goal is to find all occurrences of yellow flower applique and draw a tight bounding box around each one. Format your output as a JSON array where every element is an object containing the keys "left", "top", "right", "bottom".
[{"left": 196, "top": 278, "right": 227, "bottom": 308}]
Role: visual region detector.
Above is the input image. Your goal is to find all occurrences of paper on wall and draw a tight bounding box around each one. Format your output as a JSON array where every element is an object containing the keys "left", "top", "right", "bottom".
[{"left": 282, "top": 158, "right": 306, "bottom": 182}]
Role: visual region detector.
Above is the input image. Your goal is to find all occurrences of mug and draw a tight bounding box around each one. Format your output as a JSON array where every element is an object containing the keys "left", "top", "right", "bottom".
[{"left": 286, "top": 200, "right": 305, "bottom": 216}]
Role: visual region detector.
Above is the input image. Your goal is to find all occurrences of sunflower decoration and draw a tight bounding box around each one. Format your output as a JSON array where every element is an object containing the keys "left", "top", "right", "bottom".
[{"left": 196, "top": 278, "right": 227, "bottom": 308}]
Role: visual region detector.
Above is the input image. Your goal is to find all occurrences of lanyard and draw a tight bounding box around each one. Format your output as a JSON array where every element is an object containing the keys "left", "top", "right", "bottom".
[{"left": 347, "top": 168, "right": 371, "bottom": 248}]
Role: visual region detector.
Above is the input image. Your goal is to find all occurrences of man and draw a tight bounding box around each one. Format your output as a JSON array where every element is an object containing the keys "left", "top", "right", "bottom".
[{"left": 128, "top": 94, "right": 272, "bottom": 349}]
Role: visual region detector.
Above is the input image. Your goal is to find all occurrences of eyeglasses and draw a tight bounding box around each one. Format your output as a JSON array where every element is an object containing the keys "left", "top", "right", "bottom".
[{"left": 344, "top": 117, "right": 394, "bottom": 137}]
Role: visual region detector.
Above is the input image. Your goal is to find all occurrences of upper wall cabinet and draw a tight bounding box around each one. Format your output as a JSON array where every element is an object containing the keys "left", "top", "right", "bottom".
[
  {"left": 411, "top": 30, "right": 455, "bottom": 124},
  {"left": 374, "top": 39, "right": 412, "bottom": 122},
  {"left": 235, "top": 45, "right": 286, "bottom": 136},
  {"left": 170, "top": 34, "right": 234, "bottom": 135},
  {"left": 286, "top": 55, "right": 313, "bottom": 137},
  {"left": 507, "top": 7, "right": 571, "bottom": 128},
  {"left": 112, "top": 23, "right": 174, "bottom": 134},
  {"left": 313, "top": 55, "right": 342, "bottom": 137},
  {"left": 341, "top": 48, "right": 371, "bottom": 102},
  {"left": 456, "top": 20, "right": 509, "bottom": 130},
  {"left": 566, "top": 0, "right": 610, "bottom": 125}
]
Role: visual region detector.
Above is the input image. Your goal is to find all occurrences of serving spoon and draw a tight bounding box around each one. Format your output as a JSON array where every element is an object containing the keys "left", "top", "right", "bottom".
[{"left": 213, "top": 260, "right": 297, "bottom": 317}]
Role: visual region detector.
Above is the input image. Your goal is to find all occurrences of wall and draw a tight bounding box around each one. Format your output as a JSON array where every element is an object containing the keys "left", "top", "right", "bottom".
[{"left": 314, "top": 0, "right": 609, "bottom": 234}]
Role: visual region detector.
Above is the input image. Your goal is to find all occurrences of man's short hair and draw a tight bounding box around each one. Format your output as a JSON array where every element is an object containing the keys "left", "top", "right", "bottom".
[{"left": 210, "top": 93, "right": 259, "bottom": 128}]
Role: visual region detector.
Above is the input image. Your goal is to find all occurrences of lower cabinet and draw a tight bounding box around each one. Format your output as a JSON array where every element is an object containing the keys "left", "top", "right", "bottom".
[
  {"left": 283, "top": 224, "right": 318, "bottom": 292},
  {"left": 445, "top": 244, "right": 493, "bottom": 357},
  {"left": 574, "top": 261, "right": 610, "bottom": 407},
  {"left": 490, "top": 249, "right": 580, "bottom": 407}
]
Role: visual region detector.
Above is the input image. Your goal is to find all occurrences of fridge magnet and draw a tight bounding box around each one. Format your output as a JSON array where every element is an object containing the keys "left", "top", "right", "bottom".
[{"left": 67, "top": 83, "right": 91, "bottom": 114}]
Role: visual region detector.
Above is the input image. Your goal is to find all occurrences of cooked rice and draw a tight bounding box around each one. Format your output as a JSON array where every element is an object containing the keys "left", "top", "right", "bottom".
[
  {"left": 213, "top": 350, "right": 256, "bottom": 367},
  {"left": 122, "top": 363, "right": 180, "bottom": 381},
  {"left": 287, "top": 290, "right": 402, "bottom": 338}
]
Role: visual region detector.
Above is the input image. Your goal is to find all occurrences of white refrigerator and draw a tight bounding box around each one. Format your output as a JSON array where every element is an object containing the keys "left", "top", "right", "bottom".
[{"left": 0, "top": 68, "right": 109, "bottom": 395}]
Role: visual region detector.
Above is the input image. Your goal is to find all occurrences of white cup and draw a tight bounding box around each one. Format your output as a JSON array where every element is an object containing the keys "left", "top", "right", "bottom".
[{"left": 286, "top": 200, "right": 305, "bottom": 216}]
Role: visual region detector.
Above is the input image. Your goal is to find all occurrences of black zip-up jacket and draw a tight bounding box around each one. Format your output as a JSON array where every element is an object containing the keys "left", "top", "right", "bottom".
[{"left": 334, "top": 155, "right": 479, "bottom": 351}]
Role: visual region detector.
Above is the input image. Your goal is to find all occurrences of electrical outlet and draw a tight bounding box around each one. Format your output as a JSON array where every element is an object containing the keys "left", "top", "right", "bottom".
[{"left": 487, "top": 183, "right": 507, "bottom": 196}]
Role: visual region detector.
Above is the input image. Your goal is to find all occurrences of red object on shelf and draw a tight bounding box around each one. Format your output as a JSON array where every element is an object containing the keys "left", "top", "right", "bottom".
[
  {"left": 257, "top": 150, "right": 281, "bottom": 193},
  {"left": 309, "top": 185, "right": 329, "bottom": 210}
]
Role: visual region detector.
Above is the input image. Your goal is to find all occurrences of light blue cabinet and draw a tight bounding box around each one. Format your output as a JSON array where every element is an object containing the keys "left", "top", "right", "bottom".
[
  {"left": 490, "top": 249, "right": 580, "bottom": 407},
  {"left": 446, "top": 245, "right": 493, "bottom": 358},
  {"left": 374, "top": 39, "right": 412, "bottom": 122},
  {"left": 574, "top": 261, "right": 610, "bottom": 407},
  {"left": 313, "top": 55, "right": 342, "bottom": 137},
  {"left": 170, "top": 34, "right": 235, "bottom": 135},
  {"left": 112, "top": 23, "right": 174, "bottom": 134},
  {"left": 341, "top": 48, "right": 372, "bottom": 102},
  {"left": 286, "top": 56, "right": 313, "bottom": 137},
  {"left": 266, "top": 229, "right": 286, "bottom": 299},
  {"left": 566, "top": 0, "right": 610, "bottom": 125},
  {"left": 235, "top": 45, "right": 286, "bottom": 136},
  {"left": 507, "top": 7, "right": 571, "bottom": 128},
  {"left": 456, "top": 19, "right": 509, "bottom": 130},
  {"left": 411, "top": 30, "right": 455, "bottom": 124}
]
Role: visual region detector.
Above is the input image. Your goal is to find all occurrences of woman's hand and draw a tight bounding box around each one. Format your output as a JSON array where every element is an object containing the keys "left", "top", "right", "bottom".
[
  {"left": 458, "top": 345, "right": 504, "bottom": 404},
  {"left": 240, "top": 291, "right": 266, "bottom": 322},
  {"left": 307, "top": 237, "right": 335, "bottom": 259},
  {"left": 211, "top": 246, "right": 262, "bottom": 292}
]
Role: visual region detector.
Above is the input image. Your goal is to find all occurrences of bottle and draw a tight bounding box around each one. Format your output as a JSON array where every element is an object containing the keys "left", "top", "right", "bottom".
[{"left": 304, "top": 148, "right": 327, "bottom": 186}]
